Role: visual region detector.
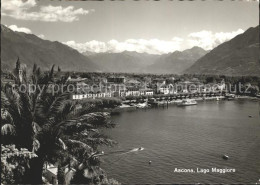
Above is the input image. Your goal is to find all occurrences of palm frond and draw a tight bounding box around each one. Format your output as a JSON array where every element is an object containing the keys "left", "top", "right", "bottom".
[
  {"left": 1, "top": 91, "right": 10, "bottom": 108},
  {"left": 83, "top": 135, "right": 116, "bottom": 147},
  {"left": 1, "top": 109, "right": 14, "bottom": 124},
  {"left": 48, "top": 93, "right": 72, "bottom": 119},
  {"left": 67, "top": 139, "right": 92, "bottom": 150},
  {"left": 7, "top": 88, "right": 22, "bottom": 116},
  {"left": 58, "top": 138, "right": 67, "bottom": 150},
  {"left": 32, "top": 139, "right": 40, "bottom": 152},
  {"left": 32, "top": 121, "right": 41, "bottom": 134},
  {"left": 1, "top": 123, "right": 16, "bottom": 135}
]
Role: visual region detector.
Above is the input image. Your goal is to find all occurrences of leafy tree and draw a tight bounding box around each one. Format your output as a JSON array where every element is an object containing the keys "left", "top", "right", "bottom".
[{"left": 1, "top": 145, "right": 37, "bottom": 184}]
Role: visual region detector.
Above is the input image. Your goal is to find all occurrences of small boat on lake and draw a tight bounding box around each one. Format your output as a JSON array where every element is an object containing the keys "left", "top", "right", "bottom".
[
  {"left": 222, "top": 154, "right": 229, "bottom": 160},
  {"left": 177, "top": 99, "right": 197, "bottom": 106},
  {"left": 131, "top": 147, "right": 144, "bottom": 152},
  {"left": 225, "top": 93, "right": 236, "bottom": 100},
  {"left": 136, "top": 102, "right": 149, "bottom": 108}
]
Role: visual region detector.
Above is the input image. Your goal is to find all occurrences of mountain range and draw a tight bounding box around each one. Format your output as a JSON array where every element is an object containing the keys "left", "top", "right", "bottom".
[
  {"left": 85, "top": 47, "right": 208, "bottom": 74},
  {"left": 86, "top": 51, "right": 161, "bottom": 73},
  {"left": 1, "top": 24, "right": 208, "bottom": 74},
  {"left": 185, "top": 26, "right": 260, "bottom": 76},
  {"left": 1, "top": 24, "right": 259, "bottom": 76}
]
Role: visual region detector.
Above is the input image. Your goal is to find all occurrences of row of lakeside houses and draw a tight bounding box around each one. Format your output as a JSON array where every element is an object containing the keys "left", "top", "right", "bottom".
[{"left": 70, "top": 76, "right": 226, "bottom": 100}]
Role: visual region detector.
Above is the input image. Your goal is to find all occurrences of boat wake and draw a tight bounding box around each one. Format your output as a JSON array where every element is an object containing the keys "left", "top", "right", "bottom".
[
  {"left": 104, "top": 147, "right": 144, "bottom": 156},
  {"left": 118, "top": 147, "right": 144, "bottom": 155},
  {"left": 102, "top": 147, "right": 144, "bottom": 165}
]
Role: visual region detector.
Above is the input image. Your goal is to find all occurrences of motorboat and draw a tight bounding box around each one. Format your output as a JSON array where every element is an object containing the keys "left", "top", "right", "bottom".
[
  {"left": 225, "top": 93, "right": 236, "bottom": 100},
  {"left": 222, "top": 154, "right": 229, "bottom": 160},
  {"left": 177, "top": 99, "right": 197, "bottom": 106},
  {"left": 136, "top": 102, "right": 148, "bottom": 108},
  {"left": 131, "top": 147, "right": 144, "bottom": 152}
]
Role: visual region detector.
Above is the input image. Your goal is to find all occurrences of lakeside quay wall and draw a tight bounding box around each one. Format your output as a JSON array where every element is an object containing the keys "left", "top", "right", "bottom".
[{"left": 110, "top": 95, "right": 260, "bottom": 113}]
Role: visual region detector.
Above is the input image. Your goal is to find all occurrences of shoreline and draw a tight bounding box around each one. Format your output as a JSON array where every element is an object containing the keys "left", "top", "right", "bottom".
[{"left": 110, "top": 95, "right": 260, "bottom": 113}]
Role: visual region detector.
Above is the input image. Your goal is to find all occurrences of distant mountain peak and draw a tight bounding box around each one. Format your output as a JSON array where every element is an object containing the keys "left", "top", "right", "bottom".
[
  {"left": 190, "top": 46, "right": 203, "bottom": 49},
  {"left": 1, "top": 24, "right": 12, "bottom": 32},
  {"left": 189, "top": 46, "right": 207, "bottom": 51}
]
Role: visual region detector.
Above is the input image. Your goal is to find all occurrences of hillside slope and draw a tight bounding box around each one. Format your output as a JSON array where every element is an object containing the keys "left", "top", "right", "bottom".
[
  {"left": 146, "top": 46, "right": 208, "bottom": 74},
  {"left": 1, "top": 25, "right": 99, "bottom": 72},
  {"left": 185, "top": 26, "right": 260, "bottom": 76}
]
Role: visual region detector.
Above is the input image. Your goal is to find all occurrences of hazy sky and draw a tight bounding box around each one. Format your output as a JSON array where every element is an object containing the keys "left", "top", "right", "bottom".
[{"left": 2, "top": 0, "right": 259, "bottom": 54}]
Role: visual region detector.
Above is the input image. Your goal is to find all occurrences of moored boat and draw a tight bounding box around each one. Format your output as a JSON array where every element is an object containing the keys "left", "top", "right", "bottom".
[
  {"left": 177, "top": 99, "right": 197, "bottom": 106},
  {"left": 136, "top": 102, "right": 149, "bottom": 108},
  {"left": 225, "top": 93, "right": 236, "bottom": 100}
]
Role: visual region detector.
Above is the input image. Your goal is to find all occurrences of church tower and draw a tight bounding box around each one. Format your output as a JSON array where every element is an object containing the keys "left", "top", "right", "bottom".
[{"left": 16, "top": 57, "right": 23, "bottom": 83}]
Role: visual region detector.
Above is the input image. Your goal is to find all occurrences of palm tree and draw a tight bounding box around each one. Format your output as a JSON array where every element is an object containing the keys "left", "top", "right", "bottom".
[
  {"left": 1, "top": 66, "right": 34, "bottom": 149},
  {"left": 1, "top": 60, "right": 116, "bottom": 184}
]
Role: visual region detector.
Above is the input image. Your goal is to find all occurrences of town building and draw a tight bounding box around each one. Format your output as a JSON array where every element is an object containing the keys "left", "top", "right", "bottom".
[
  {"left": 72, "top": 92, "right": 112, "bottom": 100},
  {"left": 122, "top": 87, "right": 141, "bottom": 97},
  {"left": 107, "top": 76, "right": 125, "bottom": 84},
  {"left": 140, "top": 88, "right": 154, "bottom": 96}
]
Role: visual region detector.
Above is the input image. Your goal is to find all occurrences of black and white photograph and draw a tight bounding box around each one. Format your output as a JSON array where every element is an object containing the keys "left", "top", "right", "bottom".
[{"left": 1, "top": 0, "right": 260, "bottom": 184}]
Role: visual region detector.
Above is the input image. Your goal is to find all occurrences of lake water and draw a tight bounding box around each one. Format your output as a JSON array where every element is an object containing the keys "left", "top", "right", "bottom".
[{"left": 101, "top": 100, "right": 260, "bottom": 184}]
